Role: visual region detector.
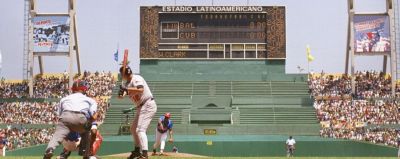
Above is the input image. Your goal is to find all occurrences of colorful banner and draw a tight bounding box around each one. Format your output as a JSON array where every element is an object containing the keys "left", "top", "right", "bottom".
[
  {"left": 354, "top": 15, "right": 390, "bottom": 53},
  {"left": 33, "top": 16, "right": 70, "bottom": 52},
  {"left": 320, "top": 121, "right": 330, "bottom": 128}
]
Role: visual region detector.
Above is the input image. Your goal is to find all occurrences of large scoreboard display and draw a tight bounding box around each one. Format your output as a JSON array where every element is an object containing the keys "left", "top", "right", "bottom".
[{"left": 140, "top": 6, "right": 285, "bottom": 59}]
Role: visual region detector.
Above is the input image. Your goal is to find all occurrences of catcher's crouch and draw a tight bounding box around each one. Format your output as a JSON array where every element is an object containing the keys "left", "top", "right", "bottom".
[
  {"left": 58, "top": 122, "right": 103, "bottom": 159},
  {"left": 43, "top": 80, "right": 98, "bottom": 159}
]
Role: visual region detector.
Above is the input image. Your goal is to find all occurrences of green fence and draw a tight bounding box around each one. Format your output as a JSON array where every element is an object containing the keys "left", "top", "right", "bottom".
[{"left": 6, "top": 135, "right": 397, "bottom": 157}]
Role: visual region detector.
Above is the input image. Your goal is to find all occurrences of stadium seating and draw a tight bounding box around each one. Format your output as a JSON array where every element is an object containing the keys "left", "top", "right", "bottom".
[{"left": 101, "top": 80, "right": 318, "bottom": 135}]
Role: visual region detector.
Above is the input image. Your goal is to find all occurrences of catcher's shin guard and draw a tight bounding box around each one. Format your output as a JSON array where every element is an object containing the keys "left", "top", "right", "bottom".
[{"left": 78, "top": 131, "right": 91, "bottom": 157}]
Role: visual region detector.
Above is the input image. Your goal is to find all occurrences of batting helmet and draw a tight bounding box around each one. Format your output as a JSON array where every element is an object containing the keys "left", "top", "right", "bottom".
[
  {"left": 164, "top": 112, "right": 171, "bottom": 119},
  {"left": 119, "top": 66, "right": 133, "bottom": 76},
  {"left": 71, "top": 79, "right": 89, "bottom": 92}
]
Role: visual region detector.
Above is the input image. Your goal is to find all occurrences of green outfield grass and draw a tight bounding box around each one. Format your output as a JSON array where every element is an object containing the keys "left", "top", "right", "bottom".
[{"left": 1, "top": 157, "right": 399, "bottom": 159}]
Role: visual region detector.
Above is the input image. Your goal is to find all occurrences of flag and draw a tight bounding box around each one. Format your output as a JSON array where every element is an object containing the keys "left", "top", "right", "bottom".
[
  {"left": 306, "top": 45, "right": 314, "bottom": 62},
  {"left": 114, "top": 49, "right": 118, "bottom": 62}
]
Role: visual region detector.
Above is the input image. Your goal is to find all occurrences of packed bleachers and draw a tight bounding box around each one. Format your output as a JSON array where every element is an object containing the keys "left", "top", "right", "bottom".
[
  {"left": 0, "top": 127, "right": 55, "bottom": 150},
  {"left": 309, "top": 71, "right": 400, "bottom": 148},
  {"left": 0, "top": 71, "right": 116, "bottom": 98},
  {"left": 0, "top": 98, "right": 110, "bottom": 124},
  {"left": 320, "top": 127, "right": 399, "bottom": 147},
  {"left": 0, "top": 72, "right": 115, "bottom": 151},
  {"left": 0, "top": 102, "right": 57, "bottom": 124},
  {"left": 314, "top": 99, "right": 399, "bottom": 126},
  {"left": 0, "top": 82, "right": 29, "bottom": 98},
  {"left": 309, "top": 71, "right": 397, "bottom": 99},
  {"left": 82, "top": 71, "right": 115, "bottom": 97}
]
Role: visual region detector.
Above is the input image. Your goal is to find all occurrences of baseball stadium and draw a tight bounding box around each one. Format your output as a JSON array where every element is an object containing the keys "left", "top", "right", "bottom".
[{"left": 1, "top": 0, "right": 400, "bottom": 159}]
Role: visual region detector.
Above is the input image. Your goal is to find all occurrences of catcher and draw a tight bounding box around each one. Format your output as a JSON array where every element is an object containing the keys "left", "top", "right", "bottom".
[
  {"left": 43, "top": 80, "right": 97, "bottom": 159},
  {"left": 58, "top": 122, "right": 103, "bottom": 159},
  {"left": 152, "top": 112, "right": 174, "bottom": 156}
]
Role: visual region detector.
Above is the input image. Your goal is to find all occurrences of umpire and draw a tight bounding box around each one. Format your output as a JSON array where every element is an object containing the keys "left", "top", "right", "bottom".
[{"left": 43, "top": 80, "right": 98, "bottom": 159}]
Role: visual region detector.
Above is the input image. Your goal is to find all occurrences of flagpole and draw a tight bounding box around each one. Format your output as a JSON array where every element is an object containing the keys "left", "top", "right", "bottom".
[
  {"left": 306, "top": 45, "right": 311, "bottom": 79},
  {"left": 117, "top": 42, "right": 119, "bottom": 57},
  {"left": 307, "top": 60, "right": 310, "bottom": 79}
]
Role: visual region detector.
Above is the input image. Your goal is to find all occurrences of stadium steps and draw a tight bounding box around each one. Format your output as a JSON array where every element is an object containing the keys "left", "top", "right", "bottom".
[
  {"left": 239, "top": 107, "right": 318, "bottom": 124},
  {"left": 103, "top": 80, "right": 318, "bottom": 135}
]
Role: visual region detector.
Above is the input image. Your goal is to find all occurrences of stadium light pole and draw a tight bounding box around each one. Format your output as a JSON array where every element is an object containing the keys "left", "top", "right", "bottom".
[
  {"left": 0, "top": 49, "right": 2, "bottom": 78},
  {"left": 388, "top": 0, "right": 397, "bottom": 96}
]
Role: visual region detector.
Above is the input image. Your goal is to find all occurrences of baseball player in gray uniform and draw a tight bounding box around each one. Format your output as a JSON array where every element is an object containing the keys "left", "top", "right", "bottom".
[
  {"left": 119, "top": 66, "right": 157, "bottom": 159},
  {"left": 43, "top": 80, "right": 98, "bottom": 159}
]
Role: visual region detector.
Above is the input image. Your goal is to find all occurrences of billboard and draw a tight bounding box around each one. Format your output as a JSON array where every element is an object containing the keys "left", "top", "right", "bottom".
[
  {"left": 32, "top": 16, "right": 70, "bottom": 52},
  {"left": 354, "top": 15, "right": 390, "bottom": 53}
]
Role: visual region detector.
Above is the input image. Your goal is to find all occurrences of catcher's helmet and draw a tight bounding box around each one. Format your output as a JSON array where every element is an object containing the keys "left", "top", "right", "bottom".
[{"left": 71, "top": 79, "right": 89, "bottom": 92}]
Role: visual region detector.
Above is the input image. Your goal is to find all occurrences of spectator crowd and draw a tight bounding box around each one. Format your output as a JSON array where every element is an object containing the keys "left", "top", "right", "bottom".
[
  {"left": 309, "top": 71, "right": 400, "bottom": 148},
  {"left": 0, "top": 82, "right": 29, "bottom": 98},
  {"left": 0, "top": 102, "right": 58, "bottom": 124},
  {"left": 0, "top": 127, "right": 55, "bottom": 151},
  {"left": 0, "top": 71, "right": 116, "bottom": 151},
  {"left": 0, "top": 71, "right": 116, "bottom": 98},
  {"left": 309, "top": 71, "right": 396, "bottom": 99},
  {"left": 0, "top": 100, "right": 110, "bottom": 124},
  {"left": 320, "top": 127, "right": 399, "bottom": 148},
  {"left": 82, "top": 71, "right": 115, "bottom": 97}
]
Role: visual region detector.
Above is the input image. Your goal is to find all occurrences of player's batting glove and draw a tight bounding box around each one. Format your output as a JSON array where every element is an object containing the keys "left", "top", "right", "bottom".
[
  {"left": 118, "top": 85, "right": 128, "bottom": 97},
  {"left": 168, "top": 138, "right": 174, "bottom": 143}
]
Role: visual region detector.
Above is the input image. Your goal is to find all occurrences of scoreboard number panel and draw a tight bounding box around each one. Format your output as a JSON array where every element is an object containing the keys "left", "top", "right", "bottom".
[{"left": 140, "top": 6, "right": 285, "bottom": 59}]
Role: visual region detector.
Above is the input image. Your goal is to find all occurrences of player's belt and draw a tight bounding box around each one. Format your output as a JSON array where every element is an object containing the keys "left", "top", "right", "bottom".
[
  {"left": 63, "top": 110, "right": 88, "bottom": 117},
  {"left": 139, "top": 97, "right": 154, "bottom": 107}
]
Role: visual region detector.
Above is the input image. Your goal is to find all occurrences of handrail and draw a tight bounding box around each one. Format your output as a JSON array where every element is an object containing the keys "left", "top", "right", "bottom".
[
  {"left": 191, "top": 82, "right": 194, "bottom": 97},
  {"left": 230, "top": 81, "right": 233, "bottom": 97}
]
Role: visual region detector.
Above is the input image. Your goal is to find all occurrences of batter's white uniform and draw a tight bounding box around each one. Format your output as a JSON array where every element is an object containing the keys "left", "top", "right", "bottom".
[{"left": 124, "top": 74, "right": 157, "bottom": 151}]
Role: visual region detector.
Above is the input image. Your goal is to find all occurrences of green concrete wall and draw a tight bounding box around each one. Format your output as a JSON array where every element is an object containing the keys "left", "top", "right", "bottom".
[
  {"left": 140, "top": 60, "right": 306, "bottom": 81},
  {"left": 7, "top": 139, "right": 397, "bottom": 157},
  {"left": 101, "top": 124, "right": 320, "bottom": 136}
]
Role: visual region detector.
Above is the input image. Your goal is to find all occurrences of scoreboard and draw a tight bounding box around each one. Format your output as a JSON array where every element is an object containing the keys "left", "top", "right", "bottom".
[{"left": 140, "top": 6, "right": 285, "bottom": 59}]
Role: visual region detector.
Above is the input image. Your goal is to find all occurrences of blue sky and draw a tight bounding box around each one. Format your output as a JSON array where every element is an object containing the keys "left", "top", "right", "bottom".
[{"left": 0, "top": 0, "right": 397, "bottom": 79}]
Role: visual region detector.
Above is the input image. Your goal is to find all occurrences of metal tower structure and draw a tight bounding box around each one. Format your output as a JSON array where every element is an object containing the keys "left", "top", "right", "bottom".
[
  {"left": 27, "top": 0, "right": 81, "bottom": 96},
  {"left": 23, "top": 0, "right": 31, "bottom": 80},
  {"left": 345, "top": 0, "right": 397, "bottom": 96},
  {"left": 395, "top": 0, "right": 400, "bottom": 79}
]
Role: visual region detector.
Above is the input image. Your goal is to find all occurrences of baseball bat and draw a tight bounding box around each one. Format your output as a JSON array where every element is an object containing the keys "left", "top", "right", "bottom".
[{"left": 122, "top": 49, "right": 129, "bottom": 79}]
